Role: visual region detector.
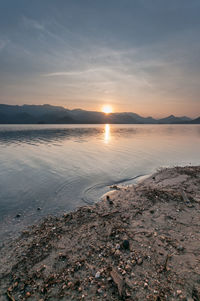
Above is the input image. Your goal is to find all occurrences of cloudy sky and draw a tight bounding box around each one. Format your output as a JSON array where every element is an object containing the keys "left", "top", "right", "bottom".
[{"left": 0, "top": 0, "right": 200, "bottom": 117}]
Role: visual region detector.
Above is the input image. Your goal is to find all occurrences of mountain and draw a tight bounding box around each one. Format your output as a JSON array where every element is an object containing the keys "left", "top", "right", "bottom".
[
  {"left": 158, "top": 115, "right": 192, "bottom": 124},
  {"left": 190, "top": 116, "right": 200, "bottom": 124},
  {"left": 0, "top": 104, "right": 199, "bottom": 124}
]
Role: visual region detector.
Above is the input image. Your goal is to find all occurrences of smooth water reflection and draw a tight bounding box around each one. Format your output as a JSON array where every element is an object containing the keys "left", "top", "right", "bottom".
[{"left": 0, "top": 124, "right": 199, "bottom": 241}]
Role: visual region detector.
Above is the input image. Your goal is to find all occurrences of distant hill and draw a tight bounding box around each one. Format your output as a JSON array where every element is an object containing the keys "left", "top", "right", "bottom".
[
  {"left": 157, "top": 115, "right": 192, "bottom": 124},
  {"left": 190, "top": 116, "right": 200, "bottom": 124},
  {"left": 0, "top": 104, "right": 199, "bottom": 124}
]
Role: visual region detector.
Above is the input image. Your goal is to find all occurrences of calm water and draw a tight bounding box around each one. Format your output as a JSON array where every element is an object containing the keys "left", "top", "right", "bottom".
[{"left": 0, "top": 124, "right": 200, "bottom": 241}]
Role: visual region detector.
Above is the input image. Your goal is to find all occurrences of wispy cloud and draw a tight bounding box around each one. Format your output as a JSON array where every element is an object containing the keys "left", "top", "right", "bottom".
[
  {"left": 22, "top": 16, "right": 45, "bottom": 31},
  {"left": 0, "top": 38, "right": 9, "bottom": 52}
]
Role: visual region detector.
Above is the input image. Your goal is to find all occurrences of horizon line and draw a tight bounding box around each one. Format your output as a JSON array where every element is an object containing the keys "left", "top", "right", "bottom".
[{"left": 0, "top": 103, "right": 199, "bottom": 119}]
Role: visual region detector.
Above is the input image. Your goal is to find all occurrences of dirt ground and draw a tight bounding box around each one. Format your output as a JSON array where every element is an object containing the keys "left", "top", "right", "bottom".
[{"left": 0, "top": 166, "right": 200, "bottom": 301}]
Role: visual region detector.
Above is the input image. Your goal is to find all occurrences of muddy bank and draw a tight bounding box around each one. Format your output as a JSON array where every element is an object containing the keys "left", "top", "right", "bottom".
[{"left": 0, "top": 166, "right": 200, "bottom": 301}]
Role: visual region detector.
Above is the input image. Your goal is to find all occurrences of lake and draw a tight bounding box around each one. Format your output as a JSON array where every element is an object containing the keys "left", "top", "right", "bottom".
[{"left": 0, "top": 124, "right": 199, "bottom": 242}]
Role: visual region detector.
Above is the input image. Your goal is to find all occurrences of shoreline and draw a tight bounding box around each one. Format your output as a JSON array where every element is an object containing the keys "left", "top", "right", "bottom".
[{"left": 0, "top": 165, "right": 200, "bottom": 300}]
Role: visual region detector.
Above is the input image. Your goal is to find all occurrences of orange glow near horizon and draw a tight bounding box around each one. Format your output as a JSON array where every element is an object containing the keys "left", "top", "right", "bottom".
[{"left": 102, "top": 105, "right": 113, "bottom": 114}]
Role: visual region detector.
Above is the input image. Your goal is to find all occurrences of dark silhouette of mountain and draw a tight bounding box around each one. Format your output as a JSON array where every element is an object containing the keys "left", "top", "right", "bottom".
[
  {"left": 0, "top": 104, "right": 199, "bottom": 124},
  {"left": 157, "top": 115, "right": 192, "bottom": 124},
  {"left": 190, "top": 116, "right": 200, "bottom": 124}
]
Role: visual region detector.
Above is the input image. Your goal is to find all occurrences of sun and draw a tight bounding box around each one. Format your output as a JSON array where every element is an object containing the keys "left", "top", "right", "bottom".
[{"left": 102, "top": 105, "right": 113, "bottom": 114}]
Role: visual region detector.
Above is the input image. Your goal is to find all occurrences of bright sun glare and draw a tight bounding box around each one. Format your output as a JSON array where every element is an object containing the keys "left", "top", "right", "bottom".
[{"left": 102, "top": 105, "right": 113, "bottom": 114}]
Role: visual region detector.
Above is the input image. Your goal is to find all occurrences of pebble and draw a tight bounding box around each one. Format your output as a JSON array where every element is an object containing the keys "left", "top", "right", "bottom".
[
  {"left": 177, "top": 245, "right": 184, "bottom": 251},
  {"left": 122, "top": 240, "right": 130, "bottom": 250},
  {"left": 26, "top": 292, "right": 31, "bottom": 297},
  {"left": 137, "top": 258, "right": 143, "bottom": 265},
  {"left": 114, "top": 250, "right": 121, "bottom": 256},
  {"left": 115, "top": 243, "right": 120, "bottom": 250},
  {"left": 67, "top": 282, "right": 73, "bottom": 287},
  {"left": 97, "top": 288, "right": 103, "bottom": 294},
  {"left": 95, "top": 271, "right": 101, "bottom": 278},
  {"left": 125, "top": 264, "right": 131, "bottom": 271}
]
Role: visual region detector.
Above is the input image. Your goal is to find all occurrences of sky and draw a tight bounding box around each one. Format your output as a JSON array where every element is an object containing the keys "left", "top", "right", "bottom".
[{"left": 0, "top": 0, "right": 200, "bottom": 117}]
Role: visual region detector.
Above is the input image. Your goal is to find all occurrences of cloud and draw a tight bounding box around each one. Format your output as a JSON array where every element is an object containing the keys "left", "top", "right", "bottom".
[
  {"left": 0, "top": 39, "right": 9, "bottom": 52},
  {"left": 22, "top": 16, "right": 45, "bottom": 31}
]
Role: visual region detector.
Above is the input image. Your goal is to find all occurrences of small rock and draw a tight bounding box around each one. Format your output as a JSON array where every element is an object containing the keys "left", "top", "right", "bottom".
[
  {"left": 122, "top": 240, "right": 130, "bottom": 250},
  {"left": 177, "top": 290, "right": 182, "bottom": 296},
  {"left": 13, "top": 282, "right": 18, "bottom": 288},
  {"left": 115, "top": 243, "right": 121, "bottom": 250},
  {"left": 97, "top": 288, "right": 103, "bottom": 294},
  {"left": 26, "top": 292, "right": 31, "bottom": 297},
  {"left": 137, "top": 258, "right": 143, "bottom": 265},
  {"left": 95, "top": 271, "right": 101, "bottom": 278},
  {"left": 125, "top": 264, "right": 131, "bottom": 271},
  {"left": 67, "top": 281, "right": 73, "bottom": 287},
  {"left": 114, "top": 250, "right": 121, "bottom": 257},
  {"left": 106, "top": 195, "right": 113, "bottom": 205},
  {"left": 177, "top": 245, "right": 184, "bottom": 251}
]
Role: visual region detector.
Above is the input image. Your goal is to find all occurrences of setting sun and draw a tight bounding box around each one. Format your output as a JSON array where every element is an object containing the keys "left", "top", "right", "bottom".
[{"left": 102, "top": 105, "right": 113, "bottom": 114}]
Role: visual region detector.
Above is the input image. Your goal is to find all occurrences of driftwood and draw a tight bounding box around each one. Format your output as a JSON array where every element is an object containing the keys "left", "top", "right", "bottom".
[
  {"left": 7, "top": 290, "right": 15, "bottom": 301},
  {"left": 163, "top": 254, "right": 171, "bottom": 271},
  {"left": 110, "top": 267, "right": 125, "bottom": 297},
  {"left": 181, "top": 190, "right": 190, "bottom": 203}
]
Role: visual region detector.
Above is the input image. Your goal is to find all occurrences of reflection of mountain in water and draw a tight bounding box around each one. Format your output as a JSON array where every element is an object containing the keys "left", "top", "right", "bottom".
[
  {"left": 0, "top": 124, "right": 199, "bottom": 146},
  {"left": 0, "top": 127, "right": 102, "bottom": 145}
]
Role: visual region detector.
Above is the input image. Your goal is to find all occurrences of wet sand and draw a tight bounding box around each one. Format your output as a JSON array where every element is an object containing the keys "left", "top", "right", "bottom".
[{"left": 0, "top": 166, "right": 200, "bottom": 300}]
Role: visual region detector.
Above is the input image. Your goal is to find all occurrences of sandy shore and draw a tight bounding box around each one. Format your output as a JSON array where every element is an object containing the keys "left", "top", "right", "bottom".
[{"left": 0, "top": 166, "right": 200, "bottom": 300}]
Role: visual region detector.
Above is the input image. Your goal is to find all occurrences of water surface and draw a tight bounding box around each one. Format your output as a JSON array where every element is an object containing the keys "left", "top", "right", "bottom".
[{"left": 0, "top": 124, "right": 199, "bottom": 241}]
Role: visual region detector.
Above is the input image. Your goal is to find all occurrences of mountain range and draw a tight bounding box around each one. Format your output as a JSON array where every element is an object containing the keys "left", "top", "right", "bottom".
[{"left": 0, "top": 104, "right": 199, "bottom": 124}]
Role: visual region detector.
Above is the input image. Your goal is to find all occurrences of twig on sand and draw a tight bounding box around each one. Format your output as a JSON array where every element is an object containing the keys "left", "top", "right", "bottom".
[
  {"left": 181, "top": 190, "right": 190, "bottom": 203},
  {"left": 110, "top": 267, "right": 125, "bottom": 297},
  {"left": 7, "top": 290, "right": 15, "bottom": 301},
  {"left": 163, "top": 254, "right": 171, "bottom": 271}
]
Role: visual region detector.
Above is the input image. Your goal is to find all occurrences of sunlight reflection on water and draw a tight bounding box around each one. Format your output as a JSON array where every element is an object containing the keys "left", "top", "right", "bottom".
[{"left": 104, "top": 124, "right": 110, "bottom": 143}]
